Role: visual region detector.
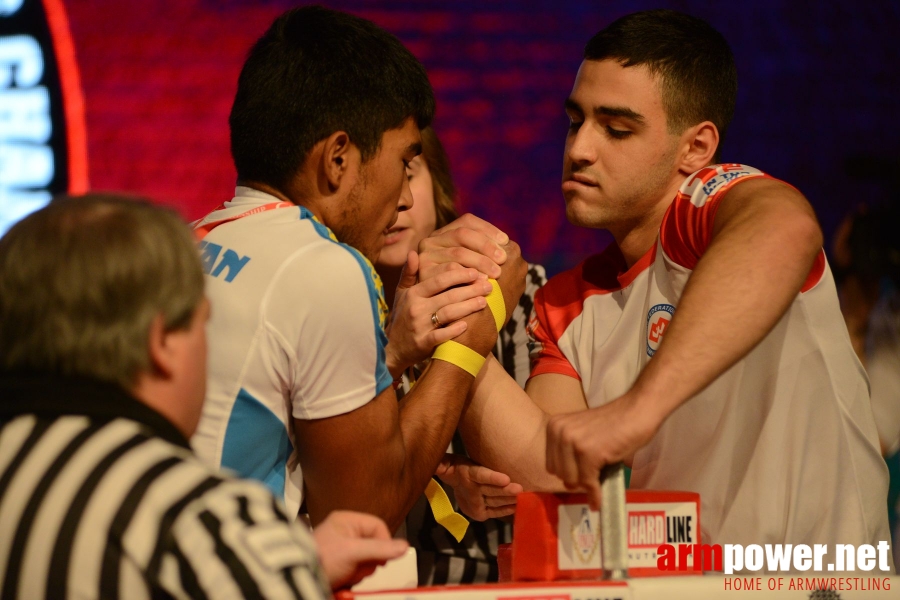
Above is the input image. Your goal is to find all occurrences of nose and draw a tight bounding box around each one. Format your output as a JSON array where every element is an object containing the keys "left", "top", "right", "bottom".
[
  {"left": 566, "top": 125, "right": 597, "bottom": 167},
  {"left": 398, "top": 172, "right": 413, "bottom": 212}
]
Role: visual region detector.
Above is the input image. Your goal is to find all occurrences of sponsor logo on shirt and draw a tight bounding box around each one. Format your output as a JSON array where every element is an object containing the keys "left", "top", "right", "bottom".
[
  {"left": 646, "top": 303, "right": 675, "bottom": 357},
  {"left": 680, "top": 164, "right": 765, "bottom": 208}
]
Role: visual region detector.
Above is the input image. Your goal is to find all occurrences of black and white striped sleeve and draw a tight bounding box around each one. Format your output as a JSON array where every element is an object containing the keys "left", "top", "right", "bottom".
[
  {"left": 495, "top": 263, "right": 547, "bottom": 387},
  {"left": 156, "top": 478, "right": 330, "bottom": 599}
]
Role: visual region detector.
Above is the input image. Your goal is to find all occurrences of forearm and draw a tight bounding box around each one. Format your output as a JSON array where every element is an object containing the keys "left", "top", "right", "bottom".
[
  {"left": 387, "top": 361, "right": 477, "bottom": 523},
  {"left": 301, "top": 363, "right": 474, "bottom": 532},
  {"left": 634, "top": 181, "right": 822, "bottom": 420},
  {"left": 460, "top": 355, "right": 564, "bottom": 491}
]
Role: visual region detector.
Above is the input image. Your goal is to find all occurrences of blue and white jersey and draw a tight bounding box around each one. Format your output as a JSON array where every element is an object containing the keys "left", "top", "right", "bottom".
[{"left": 191, "top": 187, "right": 392, "bottom": 517}]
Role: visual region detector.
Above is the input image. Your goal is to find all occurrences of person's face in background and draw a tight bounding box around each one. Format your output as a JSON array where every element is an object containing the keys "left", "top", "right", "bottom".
[{"left": 377, "top": 155, "right": 437, "bottom": 269}]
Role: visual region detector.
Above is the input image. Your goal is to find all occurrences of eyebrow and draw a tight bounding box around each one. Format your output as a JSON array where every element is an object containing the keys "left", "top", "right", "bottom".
[
  {"left": 407, "top": 142, "right": 423, "bottom": 157},
  {"left": 564, "top": 98, "right": 646, "bottom": 124},
  {"left": 596, "top": 105, "right": 646, "bottom": 124}
]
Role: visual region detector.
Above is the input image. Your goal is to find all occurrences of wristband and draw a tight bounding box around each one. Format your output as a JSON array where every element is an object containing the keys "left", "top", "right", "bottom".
[
  {"left": 486, "top": 278, "right": 505, "bottom": 332},
  {"left": 432, "top": 340, "right": 485, "bottom": 377},
  {"left": 424, "top": 478, "right": 469, "bottom": 542}
]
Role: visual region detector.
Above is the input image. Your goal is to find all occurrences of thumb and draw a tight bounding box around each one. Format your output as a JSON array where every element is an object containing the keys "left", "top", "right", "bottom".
[
  {"left": 344, "top": 538, "right": 409, "bottom": 566},
  {"left": 398, "top": 251, "right": 419, "bottom": 290},
  {"left": 468, "top": 464, "right": 511, "bottom": 487},
  {"left": 434, "top": 454, "right": 458, "bottom": 483}
]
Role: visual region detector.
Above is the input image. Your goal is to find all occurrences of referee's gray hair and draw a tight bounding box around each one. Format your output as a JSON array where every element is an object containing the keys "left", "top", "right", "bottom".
[{"left": 0, "top": 194, "right": 205, "bottom": 389}]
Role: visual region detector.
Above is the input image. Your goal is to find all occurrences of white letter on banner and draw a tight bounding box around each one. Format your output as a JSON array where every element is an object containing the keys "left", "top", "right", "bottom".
[
  {"left": 0, "top": 87, "right": 51, "bottom": 141},
  {"left": 0, "top": 36, "right": 44, "bottom": 87},
  {"left": 724, "top": 544, "right": 743, "bottom": 575},
  {"left": 793, "top": 544, "right": 811, "bottom": 571},
  {"left": 0, "top": 142, "right": 53, "bottom": 187}
]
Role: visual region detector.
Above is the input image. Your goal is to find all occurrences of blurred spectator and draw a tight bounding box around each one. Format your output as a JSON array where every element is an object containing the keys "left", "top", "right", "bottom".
[
  {"left": 832, "top": 200, "right": 900, "bottom": 455},
  {"left": 832, "top": 196, "right": 900, "bottom": 567}
]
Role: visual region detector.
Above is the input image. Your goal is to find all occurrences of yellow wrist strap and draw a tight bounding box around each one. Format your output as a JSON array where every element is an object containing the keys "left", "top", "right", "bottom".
[
  {"left": 422, "top": 281, "right": 504, "bottom": 542},
  {"left": 486, "top": 278, "right": 505, "bottom": 332},
  {"left": 432, "top": 340, "right": 485, "bottom": 377},
  {"left": 424, "top": 478, "right": 469, "bottom": 542}
]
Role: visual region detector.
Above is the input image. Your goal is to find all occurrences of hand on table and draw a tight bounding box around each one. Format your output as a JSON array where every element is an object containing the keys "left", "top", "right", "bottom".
[
  {"left": 435, "top": 454, "right": 524, "bottom": 521},
  {"left": 545, "top": 393, "right": 661, "bottom": 509},
  {"left": 312, "top": 510, "right": 408, "bottom": 590}
]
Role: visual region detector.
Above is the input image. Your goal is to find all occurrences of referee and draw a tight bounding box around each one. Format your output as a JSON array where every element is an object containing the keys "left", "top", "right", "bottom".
[{"left": 0, "top": 195, "right": 406, "bottom": 598}]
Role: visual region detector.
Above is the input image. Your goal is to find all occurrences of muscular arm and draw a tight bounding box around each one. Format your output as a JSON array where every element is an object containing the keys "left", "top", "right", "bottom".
[
  {"left": 297, "top": 241, "right": 527, "bottom": 531},
  {"left": 459, "top": 355, "right": 578, "bottom": 491},
  {"left": 546, "top": 177, "right": 824, "bottom": 501},
  {"left": 295, "top": 358, "right": 477, "bottom": 532},
  {"left": 636, "top": 177, "right": 822, "bottom": 414}
]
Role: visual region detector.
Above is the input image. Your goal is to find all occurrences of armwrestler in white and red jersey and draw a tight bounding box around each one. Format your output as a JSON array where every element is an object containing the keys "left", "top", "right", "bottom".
[
  {"left": 450, "top": 10, "right": 893, "bottom": 559},
  {"left": 526, "top": 164, "right": 888, "bottom": 548}
]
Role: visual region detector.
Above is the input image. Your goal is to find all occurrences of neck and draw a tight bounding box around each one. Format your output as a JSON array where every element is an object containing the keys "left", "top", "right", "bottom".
[
  {"left": 239, "top": 179, "right": 326, "bottom": 223},
  {"left": 613, "top": 176, "right": 686, "bottom": 268},
  {"left": 378, "top": 264, "right": 403, "bottom": 308},
  {"left": 612, "top": 216, "right": 665, "bottom": 268},
  {"left": 131, "top": 376, "right": 194, "bottom": 439}
]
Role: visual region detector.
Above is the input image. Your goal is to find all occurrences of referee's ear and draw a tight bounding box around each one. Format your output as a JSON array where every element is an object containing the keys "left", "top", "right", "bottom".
[{"left": 147, "top": 313, "right": 176, "bottom": 379}]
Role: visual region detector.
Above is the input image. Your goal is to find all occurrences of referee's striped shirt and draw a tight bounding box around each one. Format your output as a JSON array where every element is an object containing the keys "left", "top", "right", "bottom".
[{"left": 0, "top": 373, "right": 330, "bottom": 599}]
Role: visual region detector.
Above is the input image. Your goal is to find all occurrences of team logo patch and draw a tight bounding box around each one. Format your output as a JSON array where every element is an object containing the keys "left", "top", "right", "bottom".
[
  {"left": 646, "top": 303, "right": 675, "bottom": 357},
  {"left": 571, "top": 507, "right": 600, "bottom": 564}
]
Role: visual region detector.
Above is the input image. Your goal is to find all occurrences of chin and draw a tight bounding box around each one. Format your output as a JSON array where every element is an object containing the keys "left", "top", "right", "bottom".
[
  {"left": 565, "top": 201, "right": 607, "bottom": 229},
  {"left": 375, "top": 245, "right": 408, "bottom": 269}
]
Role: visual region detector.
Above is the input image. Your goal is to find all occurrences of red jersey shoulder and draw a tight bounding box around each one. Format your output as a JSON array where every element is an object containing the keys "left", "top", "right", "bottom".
[
  {"left": 533, "top": 243, "right": 654, "bottom": 344},
  {"left": 661, "top": 164, "right": 773, "bottom": 269}
]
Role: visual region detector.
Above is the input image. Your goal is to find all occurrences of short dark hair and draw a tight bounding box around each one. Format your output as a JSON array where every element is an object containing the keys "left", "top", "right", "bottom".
[
  {"left": 585, "top": 10, "right": 737, "bottom": 161},
  {"left": 0, "top": 195, "right": 204, "bottom": 389},
  {"left": 230, "top": 5, "right": 436, "bottom": 190}
]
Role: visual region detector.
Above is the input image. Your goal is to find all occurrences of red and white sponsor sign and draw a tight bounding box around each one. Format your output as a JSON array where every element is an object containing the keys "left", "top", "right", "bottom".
[{"left": 509, "top": 491, "right": 701, "bottom": 581}]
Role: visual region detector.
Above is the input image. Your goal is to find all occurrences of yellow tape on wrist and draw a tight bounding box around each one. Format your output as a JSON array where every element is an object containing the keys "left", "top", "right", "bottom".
[
  {"left": 486, "top": 278, "right": 505, "bottom": 332},
  {"left": 424, "top": 478, "right": 469, "bottom": 542},
  {"left": 432, "top": 340, "right": 485, "bottom": 377}
]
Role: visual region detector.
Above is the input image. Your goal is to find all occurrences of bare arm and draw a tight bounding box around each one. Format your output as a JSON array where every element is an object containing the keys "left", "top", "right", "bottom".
[
  {"left": 296, "top": 358, "right": 478, "bottom": 532},
  {"left": 546, "top": 178, "right": 824, "bottom": 504},
  {"left": 298, "top": 242, "right": 527, "bottom": 531},
  {"left": 459, "top": 356, "right": 579, "bottom": 491}
]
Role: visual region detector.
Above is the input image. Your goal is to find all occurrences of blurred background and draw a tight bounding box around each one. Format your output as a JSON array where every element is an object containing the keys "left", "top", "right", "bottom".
[{"left": 1, "top": 0, "right": 898, "bottom": 276}]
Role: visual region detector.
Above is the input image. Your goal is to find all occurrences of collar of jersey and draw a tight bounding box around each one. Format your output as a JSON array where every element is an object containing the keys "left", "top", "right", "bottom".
[
  {"left": 229, "top": 187, "right": 387, "bottom": 328},
  {"left": 0, "top": 371, "right": 191, "bottom": 449}
]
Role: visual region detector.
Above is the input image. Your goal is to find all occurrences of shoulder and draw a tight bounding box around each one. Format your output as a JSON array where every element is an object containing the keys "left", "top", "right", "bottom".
[
  {"left": 539, "top": 244, "right": 627, "bottom": 307},
  {"left": 270, "top": 237, "right": 387, "bottom": 335},
  {"left": 660, "top": 164, "right": 783, "bottom": 269},
  {"left": 674, "top": 163, "right": 773, "bottom": 208},
  {"left": 531, "top": 247, "right": 625, "bottom": 345}
]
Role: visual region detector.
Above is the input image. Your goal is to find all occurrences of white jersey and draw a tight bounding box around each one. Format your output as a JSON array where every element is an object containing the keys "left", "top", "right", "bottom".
[
  {"left": 528, "top": 165, "right": 892, "bottom": 552},
  {"left": 191, "top": 187, "right": 392, "bottom": 517}
]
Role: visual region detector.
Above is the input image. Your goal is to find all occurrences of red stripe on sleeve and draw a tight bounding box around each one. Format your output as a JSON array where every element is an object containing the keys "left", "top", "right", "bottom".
[
  {"left": 528, "top": 285, "right": 580, "bottom": 380},
  {"left": 660, "top": 165, "right": 771, "bottom": 270},
  {"left": 800, "top": 249, "right": 827, "bottom": 293}
]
